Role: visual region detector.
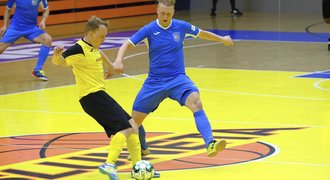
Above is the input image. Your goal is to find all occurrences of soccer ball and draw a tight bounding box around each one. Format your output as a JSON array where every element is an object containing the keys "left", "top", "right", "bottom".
[{"left": 131, "top": 160, "right": 154, "bottom": 180}]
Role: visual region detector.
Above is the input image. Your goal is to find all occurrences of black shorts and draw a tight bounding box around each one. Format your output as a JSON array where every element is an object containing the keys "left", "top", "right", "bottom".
[
  {"left": 323, "top": 0, "right": 330, "bottom": 19},
  {"left": 79, "top": 90, "right": 132, "bottom": 137}
]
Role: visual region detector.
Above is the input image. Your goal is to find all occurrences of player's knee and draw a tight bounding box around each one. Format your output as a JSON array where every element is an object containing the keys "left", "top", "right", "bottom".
[
  {"left": 186, "top": 94, "right": 203, "bottom": 111},
  {"left": 0, "top": 46, "right": 6, "bottom": 54},
  {"left": 119, "top": 128, "right": 130, "bottom": 137},
  {"left": 129, "top": 119, "right": 139, "bottom": 134},
  {"left": 131, "top": 125, "right": 139, "bottom": 134},
  {"left": 45, "top": 36, "right": 52, "bottom": 47},
  {"left": 194, "top": 99, "right": 203, "bottom": 110},
  {"left": 42, "top": 35, "right": 52, "bottom": 47},
  {"left": 188, "top": 98, "right": 203, "bottom": 112}
]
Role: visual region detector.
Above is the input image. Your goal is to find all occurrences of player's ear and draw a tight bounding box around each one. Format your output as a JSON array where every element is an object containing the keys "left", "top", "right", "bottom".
[{"left": 87, "top": 31, "right": 94, "bottom": 38}]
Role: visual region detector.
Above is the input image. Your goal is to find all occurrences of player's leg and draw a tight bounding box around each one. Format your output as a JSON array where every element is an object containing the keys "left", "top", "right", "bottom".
[
  {"left": 132, "top": 110, "right": 148, "bottom": 126},
  {"left": 0, "top": 25, "right": 22, "bottom": 54},
  {"left": 229, "top": 0, "right": 242, "bottom": 16},
  {"left": 229, "top": 0, "right": 235, "bottom": 11},
  {"left": 128, "top": 111, "right": 149, "bottom": 160},
  {"left": 126, "top": 118, "right": 141, "bottom": 165},
  {"left": 127, "top": 124, "right": 150, "bottom": 162},
  {"left": 184, "top": 92, "right": 226, "bottom": 157},
  {"left": 130, "top": 111, "right": 160, "bottom": 178},
  {"left": 327, "top": 23, "right": 330, "bottom": 51},
  {"left": 127, "top": 84, "right": 164, "bottom": 178},
  {"left": 0, "top": 42, "right": 10, "bottom": 54},
  {"left": 139, "top": 125, "right": 150, "bottom": 153},
  {"left": 127, "top": 126, "right": 151, "bottom": 166},
  {"left": 131, "top": 82, "right": 166, "bottom": 154},
  {"left": 79, "top": 91, "right": 137, "bottom": 179},
  {"left": 29, "top": 29, "right": 52, "bottom": 80},
  {"left": 322, "top": 0, "right": 330, "bottom": 50},
  {"left": 168, "top": 75, "right": 214, "bottom": 146},
  {"left": 131, "top": 112, "right": 150, "bottom": 156},
  {"left": 211, "top": 0, "right": 218, "bottom": 16},
  {"left": 100, "top": 123, "right": 141, "bottom": 180},
  {"left": 100, "top": 131, "right": 128, "bottom": 180},
  {"left": 33, "top": 32, "right": 52, "bottom": 70},
  {"left": 184, "top": 92, "right": 213, "bottom": 145},
  {"left": 138, "top": 125, "right": 150, "bottom": 155},
  {"left": 169, "top": 75, "right": 226, "bottom": 157}
]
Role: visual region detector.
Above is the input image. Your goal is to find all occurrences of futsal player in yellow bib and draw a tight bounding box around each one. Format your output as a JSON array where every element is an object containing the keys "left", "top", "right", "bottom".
[{"left": 52, "top": 16, "right": 159, "bottom": 180}]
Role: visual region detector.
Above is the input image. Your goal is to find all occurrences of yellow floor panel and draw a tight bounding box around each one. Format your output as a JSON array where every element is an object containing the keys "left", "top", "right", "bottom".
[{"left": 0, "top": 68, "right": 329, "bottom": 179}]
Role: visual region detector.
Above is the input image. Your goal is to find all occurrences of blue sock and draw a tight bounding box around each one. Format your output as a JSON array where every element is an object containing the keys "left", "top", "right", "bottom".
[
  {"left": 35, "top": 45, "right": 50, "bottom": 71},
  {"left": 194, "top": 110, "right": 213, "bottom": 147},
  {"left": 139, "top": 125, "right": 148, "bottom": 150}
]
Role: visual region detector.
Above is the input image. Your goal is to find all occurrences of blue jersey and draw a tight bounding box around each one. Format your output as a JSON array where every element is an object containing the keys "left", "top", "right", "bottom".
[
  {"left": 129, "top": 19, "right": 200, "bottom": 78},
  {"left": 7, "top": 0, "right": 48, "bottom": 29}
]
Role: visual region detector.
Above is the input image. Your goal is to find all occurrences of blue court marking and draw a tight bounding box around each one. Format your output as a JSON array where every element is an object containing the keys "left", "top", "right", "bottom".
[
  {"left": 209, "top": 30, "right": 328, "bottom": 43},
  {"left": 295, "top": 70, "right": 330, "bottom": 79},
  {"left": 1, "top": 29, "right": 328, "bottom": 63}
]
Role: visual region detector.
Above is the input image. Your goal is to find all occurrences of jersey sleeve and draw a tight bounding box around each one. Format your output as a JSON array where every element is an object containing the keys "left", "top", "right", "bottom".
[
  {"left": 6, "top": 0, "right": 15, "bottom": 9},
  {"left": 62, "top": 44, "right": 85, "bottom": 66},
  {"left": 129, "top": 25, "right": 149, "bottom": 46},
  {"left": 40, "top": 0, "right": 49, "bottom": 10},
  {"left": 182, "top": 21, "right": 200, "bottom": 38}
]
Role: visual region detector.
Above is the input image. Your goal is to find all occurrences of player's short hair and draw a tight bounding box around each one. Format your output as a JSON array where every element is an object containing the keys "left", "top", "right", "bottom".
[
  {"left": 158, "top": 0, "right": 176, "bottom": 6},
  {"left": 85, "top": 16, "right": 108, "bottom": 34}
]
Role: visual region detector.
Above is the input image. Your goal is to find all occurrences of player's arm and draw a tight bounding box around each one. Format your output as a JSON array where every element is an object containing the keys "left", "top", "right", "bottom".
[
  {"left": 198, "top": 29, "right": 234, "bottom": 47},
  {"left": 0, "top": 7, "right": 11, "bottom": 35},
  {"left": 39, "top": 7, "right": 49, "bottom": 30},
  {"left": 114, "top": 40, "right": 134, "bottom": 74},
  {"left": 52, "top": 45, "right": 67, "bottom": 66},
  {"left": 100, "top": 50, "right": 117, "bottom": 78}
]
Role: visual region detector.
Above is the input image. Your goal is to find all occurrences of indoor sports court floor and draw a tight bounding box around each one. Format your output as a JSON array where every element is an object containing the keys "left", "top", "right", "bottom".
[{"left": 0, "top": 10, "right": 329, "bottom": 180}]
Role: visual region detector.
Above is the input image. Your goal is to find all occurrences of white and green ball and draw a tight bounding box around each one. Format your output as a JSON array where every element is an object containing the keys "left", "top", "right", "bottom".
[{"left": 131, "top": 160, "right": 154, "bottom": 180}]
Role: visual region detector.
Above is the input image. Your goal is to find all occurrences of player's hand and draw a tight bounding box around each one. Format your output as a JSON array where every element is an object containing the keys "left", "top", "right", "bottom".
[
  {"left": 0, "top": 26, "right": 7, "bottom": 35},
  {"left": 52, "top": 45, "right": 66, "bottom": 66},
  {"left": 53, "top": 45, "right": 65, "bottom": 56},
  {"left": 222, "top": 35, "right": 234, "bottom": 47},
  {"left": 104, "top": 71, "right": 113, "bottom": 79},
  {"left": 113, "top": 59, "right": 124, "bottom": 74},
  {"left": 39, "top": 21, "right": 46, "bottom": 30},
  {"left": 104, "top": 62, "right": 116, "bottom": 78}
]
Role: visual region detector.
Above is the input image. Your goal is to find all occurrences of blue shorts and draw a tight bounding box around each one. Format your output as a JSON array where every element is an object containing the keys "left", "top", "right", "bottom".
[
  {"left": 0, "top": 25, "right": 45, "bottom": 44},
  {"left": 133, "top": 74, "right": 199, "bottom": 114}
]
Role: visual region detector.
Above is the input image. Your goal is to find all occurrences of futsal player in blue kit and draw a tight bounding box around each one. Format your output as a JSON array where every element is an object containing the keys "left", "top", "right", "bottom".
[
  {"left": 115, "top": 0, "right": 234, "bottom": 158},
  {"left": 0, "top": 0, "right": 52, "bottom": 80}
]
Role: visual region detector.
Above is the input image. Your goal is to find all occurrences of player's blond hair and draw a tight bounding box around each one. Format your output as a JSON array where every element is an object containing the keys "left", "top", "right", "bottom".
[
  {"left": 158, "top": 0, "right": 176, "bottom": 6},
  {"left": 84, "top": 16, "right": 108, "bottom": 34}
]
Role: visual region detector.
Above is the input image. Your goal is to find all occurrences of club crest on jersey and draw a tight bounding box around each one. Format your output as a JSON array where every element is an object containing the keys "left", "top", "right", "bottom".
[
  {"left": 191, "top": 25, "right": 196, "bottom": 31},
  {"left": 32, "top": 0, "right": 38, "bottom": 6},
  {"left": 173, "top": 32, "right": 181, "bottom": 42}
]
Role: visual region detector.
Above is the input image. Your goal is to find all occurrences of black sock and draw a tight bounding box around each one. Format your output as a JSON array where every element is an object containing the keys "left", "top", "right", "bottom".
[
  {"left": 230, "top": 0, "right": 235, "bottom": 10},
  {"left": 211, "top": 0, "right": 217, "bottom": 12}
]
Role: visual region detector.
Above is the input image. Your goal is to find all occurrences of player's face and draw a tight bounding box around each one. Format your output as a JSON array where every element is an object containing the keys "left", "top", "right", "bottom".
[
  {"left": 157, "top": 3, "right": 175, "bottom": 27},
  {"left": 91, "top": 25, "right": 107, "bottom": 48}
]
